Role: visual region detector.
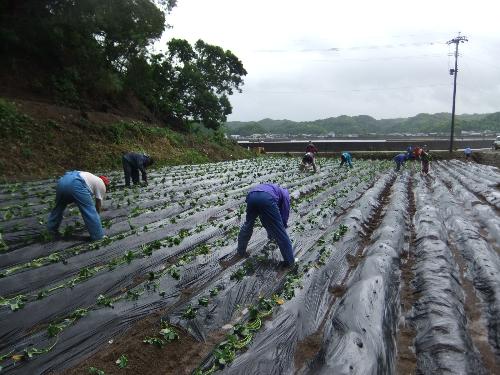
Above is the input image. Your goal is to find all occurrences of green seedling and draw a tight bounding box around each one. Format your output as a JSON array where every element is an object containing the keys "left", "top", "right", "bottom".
[
  {"left": 129, "top": 206, "right": 144, "bottom": 218},
  {"left": 182, "top": 305, "right": 197, "bottom": 320},
  {"left": 37, "top": 290, "right": 48, "bottom": 299},
  {"left": 123, "top": 250, "right": 135, "bottom": 264},
  {"left": 166, "top": 266, "right": 180, "bottom": 280},
  {"left": 159, "top": 322, "right": 179, "bottom": 342},
  {"left": 126, "top": 290, "right": 142, "bottom": 300},
  {"left": 88, "top": 367, "right": 105, "bottom": 375},
  {"left": 143, "top": 336, "right": 165, "bottom": 348},
  {"left": 115, "top": 354, "right": 128, "bottom": 368},
  {"left": 230, "top": 268, "right": 246, "bottom": 281},
  {"left": 47, "top": 322, "right": 65, "bottom": 337},
  {"left": 0, "top": 233, "right": 8, "bottom": 252},
  {"left": 198, "top": 297, "right": 209, "bottom": 306},
  {"left": 96, "top": 294, "right": 114, "bottom": 308},
  {"left": 101, "top": 219, "right": 112, "bottom": 229},
  {"left": 0, "top": 295, "right": 27, "bottom": 311}
]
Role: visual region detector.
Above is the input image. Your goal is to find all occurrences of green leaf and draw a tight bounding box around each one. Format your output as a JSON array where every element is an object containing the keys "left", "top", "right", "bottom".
[
  {"left": 159, "top": 326, "right": 179, "bottom": 342},
  {"left": 47, "top": 322, "right": 64, "bottom": 337},
  {"left": 0, "top": 295, "right": 27, "bottom": 311},
  {"left": 143, "top": 336, "right": 165, "bottom": 348},
  {"left": 88, "top": 366, "right": 105, "bottom": 375},
  {"left": 96, "top": 294, "right": 114, "bottom": 308},
  {"left": 115, "top": 354, "right": 128, "bottom": 368},
  {"left": 198, "top": 297, "right": 209, "bottom": 306},
  {"left": 182, "top": 305, "right": 197, "bottom": 320}
]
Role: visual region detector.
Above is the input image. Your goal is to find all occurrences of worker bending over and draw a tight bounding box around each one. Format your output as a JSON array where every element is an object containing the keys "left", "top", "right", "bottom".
[
  {"left": 122, "top": 152, "right": 154, "bottom": 187},
  {"left": 339, "top": 152, "right": 353, "bottom": 168},
  {"left": 237, "top": 183, "right": 295, "bottom": 267},
  {"left": 300, "top": 152, "right": 317, "bottom": 173},
  {"left": 305, "top": 142, "right": 318, "bottom": 154},
  {"left": 47, "top": 171, "right": 110, "bottom": 241},
  {"left": 394, "top": 153, "right": 408, "bottom": 172},
  {"left": 464, "top": 147, "right": 472, "bottom": 162}
]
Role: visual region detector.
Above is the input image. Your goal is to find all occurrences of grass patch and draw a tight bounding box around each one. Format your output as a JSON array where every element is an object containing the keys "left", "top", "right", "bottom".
[{"left": 0, "top": 98, "right": 251, "bottom": 181}]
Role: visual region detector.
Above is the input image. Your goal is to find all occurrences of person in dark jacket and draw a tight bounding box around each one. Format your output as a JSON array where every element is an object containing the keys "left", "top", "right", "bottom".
[
  {"left": 122, "top": 152, "right": 154, "bottom": 187},
  {"left": 394, "top": 153, "right": 408, "bottom": 172},
  {"left": 237, "top": 183, "right": 295, "bottom": 266},
  {"left": 300, "top": 152, "right": 317, "bottom": 173},
  {"left": 305, "top": 142, "right": 318, "bottom": 154}
]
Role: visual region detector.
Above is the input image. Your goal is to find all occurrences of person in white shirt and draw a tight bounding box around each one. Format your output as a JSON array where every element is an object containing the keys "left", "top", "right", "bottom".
[{"left": 47, "top": 171, "right": 110, "bottom": 241}]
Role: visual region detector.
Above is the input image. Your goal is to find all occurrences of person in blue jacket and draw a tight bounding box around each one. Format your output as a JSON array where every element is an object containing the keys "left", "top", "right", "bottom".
[
  {"left": 122, "top": 152, "right": 154, "bottom": 187},
  {"left": 464, "top": 147, "right": 472, "bottom": 161},
  {"left": 237, "top": 183, "right": 295, "bottom": 266},
  {"left": 339, "top": 152, "right": 353, "bottom": 168},
  {"left": 394, "top": 153, "right": 408, "bottom": 172},
  {"left": 47, "top": 171, "right": 110, "bottom": 241}
]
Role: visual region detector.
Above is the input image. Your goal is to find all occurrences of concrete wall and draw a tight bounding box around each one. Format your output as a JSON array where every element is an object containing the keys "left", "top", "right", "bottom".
[{"left": 239, "top": 139, "right": 493, "bottom": 153}]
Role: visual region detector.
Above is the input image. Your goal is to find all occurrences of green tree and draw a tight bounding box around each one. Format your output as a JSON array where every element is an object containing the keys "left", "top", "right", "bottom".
[{"left": 143, "top": 39, "right": 246, "bottom": 130}]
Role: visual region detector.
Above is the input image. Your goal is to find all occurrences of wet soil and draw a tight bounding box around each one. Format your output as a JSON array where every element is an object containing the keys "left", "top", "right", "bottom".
[
  {"left": 60, "top": 312, "right": 226, "bottom": 375},
  {"left": 395, "top": 175, "right": 417, "bottom": 374},
  {"left": 294, "top": 331, "right": 324, "bottom": 372}
]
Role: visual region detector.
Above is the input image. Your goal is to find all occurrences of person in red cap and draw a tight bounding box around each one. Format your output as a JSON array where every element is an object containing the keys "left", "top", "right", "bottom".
[{"left": 47, "top": 171, "right": 110, "bottom": 241}]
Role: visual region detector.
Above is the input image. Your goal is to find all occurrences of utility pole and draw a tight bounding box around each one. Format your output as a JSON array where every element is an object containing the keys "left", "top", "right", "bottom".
[{"left": 447, "top": 33, "right": 468, "bottom": 152}]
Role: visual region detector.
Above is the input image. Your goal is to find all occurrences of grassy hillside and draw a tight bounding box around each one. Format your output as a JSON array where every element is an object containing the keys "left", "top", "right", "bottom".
[
  {"left": 225, "top": 112, "right": 500, "bottom": 136},
  {"left": 0, "top": 98, "right": 251, "bottom": 181}
]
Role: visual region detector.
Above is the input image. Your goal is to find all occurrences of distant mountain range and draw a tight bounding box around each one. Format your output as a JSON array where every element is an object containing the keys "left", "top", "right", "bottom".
[{"left": 224, "top": 112, "right": 500, "bottom": 136}]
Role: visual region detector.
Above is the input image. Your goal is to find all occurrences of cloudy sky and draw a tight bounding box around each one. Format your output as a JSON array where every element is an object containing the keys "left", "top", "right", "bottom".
[{"left": 155, "top": 0, "right": 500, "bottom": 121}]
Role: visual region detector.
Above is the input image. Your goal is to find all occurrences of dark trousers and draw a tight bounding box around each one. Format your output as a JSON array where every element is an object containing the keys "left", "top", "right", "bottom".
[
  {"left": 340, "top": 157, "right": 353, "bottom": 168},
  {"left": 422, "top": 160, "right": 429, "bottom": 173},
  {"left": 122, "top": 157, "right": 139, "bottom": 186},
  {"left": 237, "top": 191, "right": 294, "bottom": 265}
]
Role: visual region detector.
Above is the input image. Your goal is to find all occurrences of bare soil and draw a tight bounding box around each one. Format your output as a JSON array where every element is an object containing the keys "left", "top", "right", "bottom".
[
  {"left": 61, "top": 313, "right": 225, "bottom": 375},
  {"left": 395, "top": 176, "right": 418, "bottom": 374},
  {"left": 294, "top": 331, "right": 324, "bottom": 372}
]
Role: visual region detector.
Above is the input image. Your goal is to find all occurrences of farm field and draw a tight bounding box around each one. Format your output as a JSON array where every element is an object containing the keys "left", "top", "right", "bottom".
[{"left": 0, "top": 157, "right": 499, "bottom": 374}]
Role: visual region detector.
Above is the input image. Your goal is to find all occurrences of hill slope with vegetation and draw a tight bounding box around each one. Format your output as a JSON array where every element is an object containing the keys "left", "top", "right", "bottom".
[
  {"left": 225, "top": 112, "right": 500, "bottom": 136},
  {"left": 0, "top": 1, "right": 252, "bottom": 180},
  {"left": 0, "top": 98, "right": 250, "bottom": 181}
]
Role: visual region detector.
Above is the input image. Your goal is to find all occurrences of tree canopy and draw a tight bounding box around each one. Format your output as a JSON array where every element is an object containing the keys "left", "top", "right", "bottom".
[{"left": 0, "top": 0, "right": 246, "bottom": 130}]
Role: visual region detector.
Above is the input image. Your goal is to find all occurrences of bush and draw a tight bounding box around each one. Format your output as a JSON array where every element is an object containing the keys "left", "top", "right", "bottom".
[{"left": 0, "top": 99, "right": 33, "bottom": 139}]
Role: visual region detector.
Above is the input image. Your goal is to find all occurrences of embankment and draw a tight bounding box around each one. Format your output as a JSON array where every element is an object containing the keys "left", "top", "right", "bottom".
[{"left": 0, "top": 98, "right": 251, "bottom": 181}]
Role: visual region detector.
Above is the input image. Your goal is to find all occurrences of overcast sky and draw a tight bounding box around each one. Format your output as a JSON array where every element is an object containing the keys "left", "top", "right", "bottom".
[{"left": 155, "top": 0, "right": 500, "bottom": 121}]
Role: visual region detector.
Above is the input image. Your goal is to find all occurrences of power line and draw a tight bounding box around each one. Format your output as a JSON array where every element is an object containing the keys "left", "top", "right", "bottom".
[
  {"left": 310, "top": 53, "right": 445, "bottom": 63},
  {"left": 243, "top": 83, "right": 450, "bottom": 94},
  {"left": 254, "top": 40, "right": 446, "bottom": 53}
]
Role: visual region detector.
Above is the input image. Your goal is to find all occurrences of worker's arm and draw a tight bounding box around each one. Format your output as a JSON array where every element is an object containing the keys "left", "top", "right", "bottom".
[
  {"left": 95, "top": 199, "right": 102, "bottom": 213},
  {"left": 139, "top": 156, "right": 148, "bottom": 184},
  {"left": 280, "top": 190, "right": 291, "bottom": 228},
  {"left": 140, "top": 168, "right": 148, "bottom": 185}
]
